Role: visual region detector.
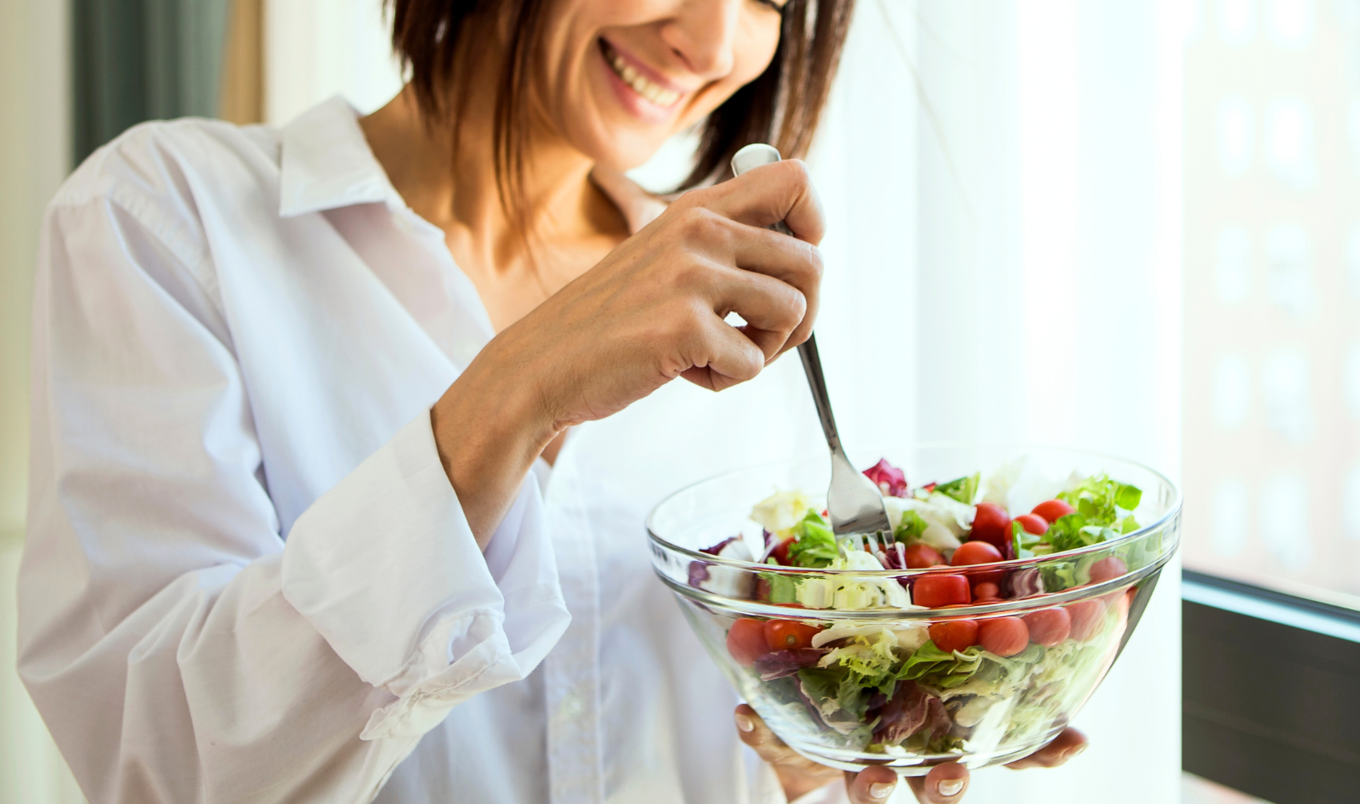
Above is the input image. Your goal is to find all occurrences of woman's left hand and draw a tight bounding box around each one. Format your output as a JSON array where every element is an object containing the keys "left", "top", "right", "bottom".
[{"left": 735, "top": 704, "right": 1089, "bottom": 803}]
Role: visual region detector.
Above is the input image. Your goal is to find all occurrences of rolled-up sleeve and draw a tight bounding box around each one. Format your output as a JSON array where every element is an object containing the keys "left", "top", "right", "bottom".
[
  {"left": 282, "top": 413, "right": 570, "bottom": 741},
  {"left": 18, "top": 134, "right": 569, "bottom": 804}
]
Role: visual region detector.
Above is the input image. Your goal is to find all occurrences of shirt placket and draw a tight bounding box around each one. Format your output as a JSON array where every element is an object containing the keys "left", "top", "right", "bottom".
[{"left": 542, "top": 462, "right": 605, "bottom": 804}]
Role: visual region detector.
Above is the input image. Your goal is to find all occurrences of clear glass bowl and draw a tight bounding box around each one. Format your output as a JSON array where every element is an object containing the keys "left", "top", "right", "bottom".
[{"left": 647, "top": 446, "right": 1181, "bottom": 775}]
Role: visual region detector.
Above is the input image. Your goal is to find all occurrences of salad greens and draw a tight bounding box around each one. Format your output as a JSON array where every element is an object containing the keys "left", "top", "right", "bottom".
[
  {"left": 706, "top": 456, "right": 1151, "bottom": 759},
  {"left": 787, "top": 510, "right": 839, "bottom": 568},
  {"left": 934, "top": 473, "right": 980, "bottom": 505}
]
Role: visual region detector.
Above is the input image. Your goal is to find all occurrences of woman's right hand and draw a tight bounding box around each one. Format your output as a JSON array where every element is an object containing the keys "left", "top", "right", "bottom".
[{"left": 431, "top": 159, "right": 825, "bottom": 542}]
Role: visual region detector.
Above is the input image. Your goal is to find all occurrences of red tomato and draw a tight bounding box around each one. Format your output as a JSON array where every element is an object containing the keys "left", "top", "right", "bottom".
[
  {"left": 952, "top": 541, "right": 1004, "bottom": 566},
  {"left": 769, "top": 536, "right": 795, "bottom": 566},
  {"left": 726, "top": 618, "right": 770, "bottom": 667},
  {"left": 763, "top": 620, "right": 822, "bottom": 651},
  {"left": 970, "top": 503, "right": 1012, "bottom": 549},
  {"left": 1013, "top": 514, "right": 1049, "bottom": 536},
  {"left": 973, "top": 582, "right": 1001, "bottom": 600},
  {"left": 978, "top": 617, "right": 1029, "bottom": 657},
  {"left": 1022, "top": 608, "right": 1072, "bottom": 647},
  {"left": 904, "top": 543, "right": 945, "bottom": 569},
  {"left": 928, "top": 620, "right": 979, "bottom": 653},
  {"left": 1031, "top": 499, "right": 1076, "bottom": 523},
  {"left": 1066, "top": 598, "right": 1108, "bottom": 641},
  {"left": 755, "top": 578, "right": 772, "bottom": 601},
  {"left": 1089, "top": 556, "right": 1128, "bottom": 584},
  {"left": 913, "top": 574, "right": 972, "bottom": 608}
]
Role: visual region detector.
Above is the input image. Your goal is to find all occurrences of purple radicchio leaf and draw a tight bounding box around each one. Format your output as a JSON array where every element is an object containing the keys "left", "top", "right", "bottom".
[
  {"left": 869, "top": 681, "right": 946, "bottom": 746},
  {"left": 1007, "top": 568, "right": 1045, "bottom": 599},
  {"left": 755, "top": 649, "right": 825, "bottom": 681},
  {"left": 863, "top": 459, "right": 908, "bottom": 498}
]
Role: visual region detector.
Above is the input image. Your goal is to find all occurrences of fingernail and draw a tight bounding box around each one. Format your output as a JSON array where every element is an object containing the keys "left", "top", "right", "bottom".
[
  {"left": 937, "top": 778, "right": 965, "bottom": 797},
  {"left": 735, "top": 714, "right": 755, "bottom": 733},
  {"left": 868, "top": 781, "right": 895, "bottom": 799},
  {"left": 1062, "top": 744, "right": 1088, "bottom": 762}
]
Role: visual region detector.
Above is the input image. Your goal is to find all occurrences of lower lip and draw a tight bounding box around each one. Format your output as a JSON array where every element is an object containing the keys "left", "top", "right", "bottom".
[{"left": 598, "top": 42, "right": 682, "bottom": 125}]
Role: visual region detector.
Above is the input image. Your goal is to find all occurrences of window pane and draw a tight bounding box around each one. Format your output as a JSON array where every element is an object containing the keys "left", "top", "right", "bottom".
[{"left": 1184, "top": 0, "right": 1360, "bottom": 606}]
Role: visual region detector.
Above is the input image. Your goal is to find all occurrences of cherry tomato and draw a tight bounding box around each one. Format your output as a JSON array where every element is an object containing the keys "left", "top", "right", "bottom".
[
  {"left": 1013, "top": 513, "right": 1049, "bottom": 536},
  {"left": 978, "top": 617, "right": 1029, "bottom": 657},
  {"left": 763, "top": 620, "right": 822, "bottom": 651},
  {"left": 952, "top": 541, "right": 1004, "bottom": 566},
  {"left": 913, "top": 574, "right": 972, "bottom": 608},
  {"left": 1066, "top": 598, "right": 1108, "bottom": 641},
  {"left": 726, "top": 618, "right": 770, "bottom": 667},
  {"left": 1089, "top": 556, "right": 1128, "bottom": 584},
  {"left": 904, "top": 543, "right": 945, "bottom": 569},
  {"left": 1031, "top": 499, "right": 1075, "bottom": 523},
  {"left": 755, "top": 577, "right": 772, "bottom": 601},
  {"left": 928, "top": 620, "right": 979, "bottom": 653},
  {"left": 769, "top": 536, "right": 795, "bottom": 566},
  {"left": 1022, "top": 608, "right": 1072, "bottom": 647},
  {"left": 973, "top": 582, "right": 1001, "bottom": 600},
  {"left": 970, "top": 503, "right": 1012, "bottom": 549}
]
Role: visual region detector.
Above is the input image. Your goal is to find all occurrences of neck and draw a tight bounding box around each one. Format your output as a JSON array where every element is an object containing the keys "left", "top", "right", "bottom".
[{"left": 362, "top": 80, "right": 617, "bottom": 272}]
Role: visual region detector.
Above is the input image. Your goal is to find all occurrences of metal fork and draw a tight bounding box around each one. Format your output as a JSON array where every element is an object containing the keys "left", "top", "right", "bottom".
[{"left": 730, "top": 145, "right": 894, "bottom": 545}]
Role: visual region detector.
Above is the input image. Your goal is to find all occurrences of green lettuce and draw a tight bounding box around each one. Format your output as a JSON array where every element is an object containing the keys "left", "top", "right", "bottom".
[
  {"left": 895, "top": 510, "right": 929, "bottom": 543},
  {"left": 935, "top": 473, "right": 980, "bottom": 505},
  {"left": 899, "top": 642, "right": 986, "bottom": 689},
  {"left": 758, "top": 566, "right": 800, "bottom": 604},
  {"left": 787, "top": 510, "right": 839, "bottom": 568},
  {"left": 1057, "top": 475, "right": 1142, "bottom": 527}
]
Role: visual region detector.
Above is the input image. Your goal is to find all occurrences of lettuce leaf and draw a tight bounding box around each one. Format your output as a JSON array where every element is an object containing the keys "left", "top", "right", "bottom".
[
  {"left": 899, "top": 641, "right": 985, "bottom": 688},
  {"left": 895, "top": 510, "right": 930, "bottom": 543},
  {"left": 759, "top": 567, "right": 800, "bottom": 604},
  {"left": 1058, "top": 475, "right": 1142, "bottom": 527},
  {"left": 787, "top": 510, "right": 839, "bottom": 568},
  {"left": 935, "top": 473, "right": 981, "bottom": 505}
]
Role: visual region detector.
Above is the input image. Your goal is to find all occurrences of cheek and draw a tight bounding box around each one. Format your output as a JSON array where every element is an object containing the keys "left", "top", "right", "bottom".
[{"left": 686, "top": 23, "right": 782, "bottom": 124}]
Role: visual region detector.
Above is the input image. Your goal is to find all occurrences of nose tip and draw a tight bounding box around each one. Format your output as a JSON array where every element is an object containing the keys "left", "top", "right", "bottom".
[{"left": 662, "top": 1, "right": 740, "bottom": 79}]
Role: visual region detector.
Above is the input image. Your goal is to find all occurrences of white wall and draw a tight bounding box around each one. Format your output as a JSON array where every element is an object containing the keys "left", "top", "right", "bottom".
[
  {"left": 0, "top": 0, "right": 87, "bottom": 801},
  {"left": 264, "top": 0, "right": 405, "bottom": 124}
]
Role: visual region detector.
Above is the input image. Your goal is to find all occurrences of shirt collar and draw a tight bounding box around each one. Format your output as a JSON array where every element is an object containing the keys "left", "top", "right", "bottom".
[
  {"left": 278, "top": 96, "right": 667, "bottom": 235},
  {"left": 279, "top": 97, "right": 403, "bottom": 218}
]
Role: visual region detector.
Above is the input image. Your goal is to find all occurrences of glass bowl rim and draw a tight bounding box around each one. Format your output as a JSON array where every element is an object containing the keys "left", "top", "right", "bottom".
[{"left": 646, "top": 442, "right": 1182, "bottom": 578}]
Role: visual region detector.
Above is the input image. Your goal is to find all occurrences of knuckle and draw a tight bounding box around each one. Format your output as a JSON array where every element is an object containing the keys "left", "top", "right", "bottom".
[
  {"left": 780, "top": 159, "right": 813, "bottom": 192},
  {"left": 678, "top": 206, "right": 726, "bottom": 246}
]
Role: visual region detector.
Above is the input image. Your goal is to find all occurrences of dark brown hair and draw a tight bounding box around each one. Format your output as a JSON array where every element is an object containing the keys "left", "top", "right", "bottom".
[{"left": 389, "top": 0, "right": 855, "bottom": 227}]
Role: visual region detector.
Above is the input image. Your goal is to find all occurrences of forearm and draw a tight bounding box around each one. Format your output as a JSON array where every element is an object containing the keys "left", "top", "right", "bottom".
[{"left": 430, "top": 336, "right": 560, "bottom": 548}]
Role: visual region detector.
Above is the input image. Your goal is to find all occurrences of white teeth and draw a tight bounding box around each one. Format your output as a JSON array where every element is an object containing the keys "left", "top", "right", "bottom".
[{"left": 603, "top": 43, "right": 682, "bottom": 108}]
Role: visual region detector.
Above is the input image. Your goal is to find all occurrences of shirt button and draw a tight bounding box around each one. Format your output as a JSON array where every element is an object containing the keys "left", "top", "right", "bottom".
[{"left": 558, "top": 692, "right": 584, "bottom": 720}]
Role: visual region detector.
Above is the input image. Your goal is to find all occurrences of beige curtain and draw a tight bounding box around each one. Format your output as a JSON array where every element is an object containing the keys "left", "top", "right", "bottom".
[{"left": 219, "top": 0, "right": 263, "bottom": 125}]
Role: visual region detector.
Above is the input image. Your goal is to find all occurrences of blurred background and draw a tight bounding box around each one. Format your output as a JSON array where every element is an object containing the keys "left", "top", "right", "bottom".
[{"left": 2, "top": 0, "right": 1356, "bottom": 802}]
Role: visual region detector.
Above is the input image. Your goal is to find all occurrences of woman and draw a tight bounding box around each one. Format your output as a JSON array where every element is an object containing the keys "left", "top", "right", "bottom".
[{"left": 18, "top": 0, "right": 1085, "bottom": 802}]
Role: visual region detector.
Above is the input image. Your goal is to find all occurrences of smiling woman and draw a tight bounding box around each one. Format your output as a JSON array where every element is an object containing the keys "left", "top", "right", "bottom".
[{"left": 389, "top": 0, "right": 850, "bottom": 231}]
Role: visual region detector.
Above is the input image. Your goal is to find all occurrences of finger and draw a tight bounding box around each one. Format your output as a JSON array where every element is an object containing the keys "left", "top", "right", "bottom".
[
  {"left": 845, "top": 766, "right": 899, "bottom": 804},
  {"left": 707, "top": 265, "right": 807, "bottom": 362},
  {"left": 725, "top": 225, "right": 823, "bottom": 354},
  {"left": 905, "top": 763, "right": 969, "bottom": 803},
  {"left": 680, "top": 313, "right": 767, "bottom": 392},
  {"left": 733, "top": 705, "right": 839, "bottom": 781},
  {"left": 704, "top": 159, "right": 827, "bottom": 246},
  {"left": 1004, "top": 728, "right": 1088, "bottom": 770}
]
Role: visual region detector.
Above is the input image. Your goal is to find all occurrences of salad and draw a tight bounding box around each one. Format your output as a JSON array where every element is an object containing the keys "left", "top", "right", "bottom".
[{"left": 686, "top": 457, "right": 1149, "bottom": 763}]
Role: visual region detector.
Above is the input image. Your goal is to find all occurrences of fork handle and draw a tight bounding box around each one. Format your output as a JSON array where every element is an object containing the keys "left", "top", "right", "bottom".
[{"left": 795, "top": 334, "right": 845, "bottom": 457}]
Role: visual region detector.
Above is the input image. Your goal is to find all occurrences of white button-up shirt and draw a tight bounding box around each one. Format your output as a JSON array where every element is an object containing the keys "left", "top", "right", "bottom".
[{"left": 18, "top": 98, "right": 846, "bottom": 804}]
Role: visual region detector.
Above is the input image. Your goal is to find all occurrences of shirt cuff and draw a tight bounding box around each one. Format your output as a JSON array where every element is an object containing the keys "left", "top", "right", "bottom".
[{"left": 280, "top": 411, "right": 571, "bottom": 739}]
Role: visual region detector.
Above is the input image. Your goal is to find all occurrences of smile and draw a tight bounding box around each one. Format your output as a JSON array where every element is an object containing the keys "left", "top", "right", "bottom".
[{"left": 599, "top": 40, "right": 683, "bottom": 108}]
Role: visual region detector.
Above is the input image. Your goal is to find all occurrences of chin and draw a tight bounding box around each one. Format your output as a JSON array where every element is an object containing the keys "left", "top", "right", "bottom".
[{"left": 580, "top": 126, "right": 675, "bottom": 175}]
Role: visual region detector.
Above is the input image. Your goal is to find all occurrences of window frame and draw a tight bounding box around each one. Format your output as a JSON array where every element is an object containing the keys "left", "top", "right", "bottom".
[{"left": 1181, "top": 570, "right": 1360, "bottom": 804}]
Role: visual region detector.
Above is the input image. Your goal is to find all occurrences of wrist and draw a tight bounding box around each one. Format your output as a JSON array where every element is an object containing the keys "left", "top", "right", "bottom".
[{"left": 431, "top": 345, "right": 560, "bottom": 545}]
